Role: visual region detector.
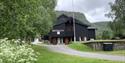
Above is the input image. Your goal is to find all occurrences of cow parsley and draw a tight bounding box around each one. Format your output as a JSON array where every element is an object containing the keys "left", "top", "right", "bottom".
[{"left": 0, "top": 38, "right": 38, "bottom": 63}]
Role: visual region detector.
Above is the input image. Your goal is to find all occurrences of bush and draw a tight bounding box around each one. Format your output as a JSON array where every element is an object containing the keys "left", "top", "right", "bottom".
[
  {"left": 0, "top": 38, "right": 38, "bottom": 63},
  {"left": 102, "top": 31, "right": 111, "bottom": 39}
]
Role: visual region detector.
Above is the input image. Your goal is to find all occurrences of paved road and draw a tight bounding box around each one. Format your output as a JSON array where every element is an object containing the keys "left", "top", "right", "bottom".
[{"left": 43, "top": 45, "right": 125, "bottom": 62}]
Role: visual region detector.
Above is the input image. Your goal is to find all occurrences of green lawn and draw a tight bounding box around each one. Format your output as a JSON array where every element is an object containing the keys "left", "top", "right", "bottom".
[
  {"left": 68, "top": 43, "right": 125, "bottom": 56},
  {"left": 68, "top": 42, "right": 93, "bottom": 51},
  {"left": 32, "top": 45, "right": 124, "bottom": 63},
  {"left": 99, "top": 50, "right": 125, "bottom": 56}
]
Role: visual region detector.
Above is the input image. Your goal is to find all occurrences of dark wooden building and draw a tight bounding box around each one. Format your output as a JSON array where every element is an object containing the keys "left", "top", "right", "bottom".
[{"left": 44, "top": 14, "right": 96, "bottom": 45}]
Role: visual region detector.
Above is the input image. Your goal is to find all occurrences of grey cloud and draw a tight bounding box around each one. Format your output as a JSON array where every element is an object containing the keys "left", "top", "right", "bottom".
[{"left": 55, "top": 0, "right": 115, "bottom": 22}]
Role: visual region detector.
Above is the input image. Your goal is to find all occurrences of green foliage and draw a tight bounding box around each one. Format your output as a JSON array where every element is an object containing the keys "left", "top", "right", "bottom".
[
  {"left": 102, "top": 31, "right": 111, "bottom": 39},
  {"left": 0, "top": 38, "right": 37, "bottom": 63},
  {"left": 108, "top": 0, "right": 125, "bottom": 38},
  {"left": 0, "top": 0, "right": 56, "bottom": 40},
  {"left": 68, "top": 42, "right": 92, "bottom": 51},
  {"left": 108, "top": 21, "right": 124, "bottom": 37},
  {"left": 92, "top": 22, "right": 112, "bottom": 39}
]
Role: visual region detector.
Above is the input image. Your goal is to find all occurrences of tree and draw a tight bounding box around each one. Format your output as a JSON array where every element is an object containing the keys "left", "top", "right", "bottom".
[
  {"left": 0, "top": 0, "right": 56, "bottom": 40},
  {"left": 107, "top": 0, "right": 125, "bottom": 38},
  {"left": 108, "top": 21, "right": 124, "bottom": 37},
  {"left": 102, "top": 31, "right": 111, "bottom": 39}
]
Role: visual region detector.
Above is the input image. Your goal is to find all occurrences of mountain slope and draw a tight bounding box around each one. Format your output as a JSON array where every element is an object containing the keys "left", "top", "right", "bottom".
[{"left": 93, "top": 22, "right": 110, "bottom": 31}]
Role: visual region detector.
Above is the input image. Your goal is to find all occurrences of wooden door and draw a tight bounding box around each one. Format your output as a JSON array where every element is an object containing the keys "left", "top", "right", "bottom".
[
  {"left": 64, "top": 37, "right": 69, "bottom": 45},
  {"left": 51, "top": 37, "right": 57, "bottom": 45}
]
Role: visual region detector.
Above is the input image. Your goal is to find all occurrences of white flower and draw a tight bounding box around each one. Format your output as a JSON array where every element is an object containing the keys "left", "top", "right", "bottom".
[
  {"left": 0, "top": 38, "right": 38, "bottom": 63},
  {"left": 0, "top": 59, "right": 3, "bottom": 63}
]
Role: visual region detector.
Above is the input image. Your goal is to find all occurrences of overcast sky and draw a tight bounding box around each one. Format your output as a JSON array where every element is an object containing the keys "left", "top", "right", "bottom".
[{"left": 55, "top": 0, "right": 115, "bottom": 23}]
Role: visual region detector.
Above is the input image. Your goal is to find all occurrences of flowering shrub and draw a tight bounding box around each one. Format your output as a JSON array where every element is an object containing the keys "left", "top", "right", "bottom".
[{"left": 0, "top": 38, "right": 38, "bottom": 63}]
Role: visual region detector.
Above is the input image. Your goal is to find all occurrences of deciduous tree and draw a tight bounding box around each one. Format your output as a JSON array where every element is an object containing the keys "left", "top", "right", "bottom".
[
  {"left": 0, "top": 0, "right": 56, "bottom": 40},
  {"left": 108, "top": 0, "right": 125, "bottom": 38}
]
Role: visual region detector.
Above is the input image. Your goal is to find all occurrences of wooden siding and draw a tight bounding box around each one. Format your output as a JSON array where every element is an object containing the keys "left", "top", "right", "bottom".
[{"left": 44, "top": 14, "right": 96, "bottom": 44}]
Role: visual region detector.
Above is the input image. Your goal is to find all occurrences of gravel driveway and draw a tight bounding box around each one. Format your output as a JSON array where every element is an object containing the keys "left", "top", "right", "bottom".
[{"left": 43, "top": 45, "right": 125, "bottom": 62}]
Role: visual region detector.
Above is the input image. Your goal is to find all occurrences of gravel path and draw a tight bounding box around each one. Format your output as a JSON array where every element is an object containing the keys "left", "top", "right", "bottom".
[{"left": 43, "top": 45, "right": 125, "bottom": 62}]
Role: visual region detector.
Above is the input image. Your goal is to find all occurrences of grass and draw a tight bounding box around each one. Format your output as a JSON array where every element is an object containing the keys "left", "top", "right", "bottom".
[
  {"left": 99, "top": 50, "right": 125, "bottom": 56},
  {"left": 68, "top": 42, "right": 92, "bottom": 51},
  {"left": 68, "top": 43, "right": 125, "bottom": 56},
  {"left": 32, "top": 45, "right": 124, "bottom": 63}
]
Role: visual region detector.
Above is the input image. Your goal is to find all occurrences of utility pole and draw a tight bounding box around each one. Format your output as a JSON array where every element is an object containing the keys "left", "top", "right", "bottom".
[{"left": 72, "top": 0, "right": 76, "bottom": 42}]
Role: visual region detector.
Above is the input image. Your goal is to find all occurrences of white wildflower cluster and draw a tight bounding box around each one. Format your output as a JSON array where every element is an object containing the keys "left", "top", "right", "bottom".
[{"left": 0, "top": 38, "right": 38, "bottom": 63}]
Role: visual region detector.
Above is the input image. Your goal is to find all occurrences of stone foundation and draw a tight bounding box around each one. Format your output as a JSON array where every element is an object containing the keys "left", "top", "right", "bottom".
[
  {"left": 114, "top": 42, "right": 125, "bottom": 50},
  {"left": 84, "top": 41, "right": 125, "bottom": 51}
]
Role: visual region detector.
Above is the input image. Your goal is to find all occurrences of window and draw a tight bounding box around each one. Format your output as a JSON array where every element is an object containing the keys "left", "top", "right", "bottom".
[{"left": 57, "top": 31, "right": 60, "bottom": 35}]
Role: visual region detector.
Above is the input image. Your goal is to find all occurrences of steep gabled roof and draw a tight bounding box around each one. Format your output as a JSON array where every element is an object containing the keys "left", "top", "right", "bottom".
[
  {"left": 54, "top": 14, "right": 90, "bottom": 26},
  {"left": 56, "top": 11, "right": 91, "bottom": 25},
  {"left": 55, "top": 14, "right": 69, "bottom": 25}
]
